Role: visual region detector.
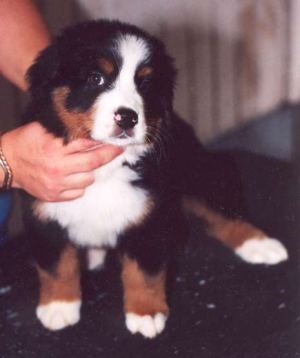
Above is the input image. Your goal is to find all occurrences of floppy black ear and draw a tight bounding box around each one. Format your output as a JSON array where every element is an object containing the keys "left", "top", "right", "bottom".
[
  {"left": 26, "top": 43, "right": 59, "bottom": 96},
  {"left": 160, "top": 55, "right": 177, "bottom": 124},
  {"left": 155, "top": 43, "right": 177, "bottom": 115}
]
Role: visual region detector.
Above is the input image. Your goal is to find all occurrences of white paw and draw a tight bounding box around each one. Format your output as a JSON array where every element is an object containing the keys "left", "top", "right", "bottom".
[
  {"left": 87, "top": 248, "right": 107, "bottom": 271},
  {"left": 235, "top": 237, "right": 288, "bottom": 264},
  {"left": 125, "top": 312, "right": 167, "bottom": 339},
  {"left": 36, "top": 300, "right": 81, "bottom": 331}
]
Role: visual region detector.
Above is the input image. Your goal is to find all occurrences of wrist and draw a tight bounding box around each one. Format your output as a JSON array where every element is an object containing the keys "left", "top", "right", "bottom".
[
  {"left": 1, "top": 131, "right": 20, "bottom": 189},
  {"left": 0, "top": 133, "right": 13, "bottom": 190},
  {"left": 0, "top": 163, "right": 4, "bottom": 185}
]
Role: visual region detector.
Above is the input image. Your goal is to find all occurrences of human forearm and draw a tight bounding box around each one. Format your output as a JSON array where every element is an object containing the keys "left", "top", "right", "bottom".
[{"left": 0, "top": 0, "right": 50, "bottom": 90}]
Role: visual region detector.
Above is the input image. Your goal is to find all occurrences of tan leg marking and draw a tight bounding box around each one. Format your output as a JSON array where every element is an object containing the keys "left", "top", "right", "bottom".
[
  {"left": 184, "top": 197, "right": 288, "bottom": 264},
  {"left": 38, "top": 244, "right": 81, "bottom": 305},
  {"left": 184, "top": 197, "right": 265, "bottom": 248},
  {"left": 121, "top": 255, "right": 169, "bottom": 338},
  {"left": 36, "top": 244, "right": 82, "bottom": 330}
]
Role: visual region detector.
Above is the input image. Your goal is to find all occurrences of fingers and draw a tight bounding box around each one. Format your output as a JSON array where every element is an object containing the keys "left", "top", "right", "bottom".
[
  {"left": 63, "top": 172, "right": 95, "bottom": 190},
  {"left": 58, "top": 173, "right": 95, "bottom": 201},
  {"left": 4, "top": 121, "right": 124, "bottom": 202},
  {"left": 64, "top": 144, "right": 123, "bottom": 174},
  {"left": 45, "top": 145, "right": 123, "bottom": 201},
  {"left": 63, "top": 138, "right": 102, "bottom": 154},
  {"left": 58, "top": 189, "right": 86, "bottom": 202},
  {"left": 92, "top": 144, "right": 123, "bottom": 165}
]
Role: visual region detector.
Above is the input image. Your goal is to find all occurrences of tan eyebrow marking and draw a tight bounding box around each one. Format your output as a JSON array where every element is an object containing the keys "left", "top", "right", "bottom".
[
  {"left": 137, "top": 66, "right": 153, "bottom": 78},
  {"left": 98, "top": 57, "right": 114, "bottom": 75}
]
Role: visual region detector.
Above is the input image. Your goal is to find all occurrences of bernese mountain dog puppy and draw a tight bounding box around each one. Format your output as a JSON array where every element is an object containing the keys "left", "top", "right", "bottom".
[{"left": 22, "top": 20, "right": 288, "bottom": 338}]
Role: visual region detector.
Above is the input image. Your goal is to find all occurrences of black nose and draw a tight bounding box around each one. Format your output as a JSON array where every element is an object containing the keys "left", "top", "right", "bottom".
[{"left": 114, "top": 107, "right": 138, "bottom": 129}]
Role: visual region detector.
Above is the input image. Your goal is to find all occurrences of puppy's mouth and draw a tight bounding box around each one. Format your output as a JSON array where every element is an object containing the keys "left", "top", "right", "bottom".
[
  {"left": 113, "top": 126, "right": 134, "bottom": 139},
  {"left": 95, "top": 128, "right": 143, "bottom": 147}
]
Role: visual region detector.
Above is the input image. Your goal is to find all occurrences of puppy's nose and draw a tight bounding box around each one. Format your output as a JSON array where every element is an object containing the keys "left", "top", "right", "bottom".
[{"left": 114, "top": 107, "right": 138, "bottom": 129}]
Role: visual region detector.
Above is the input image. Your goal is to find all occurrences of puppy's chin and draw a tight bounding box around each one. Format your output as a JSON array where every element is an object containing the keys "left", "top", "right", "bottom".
[
  {"left": 91, "top": 135, "right": 145, "bottom": 147},
  {"left": 91, "top": 128, "right": 146, "bottom": 147},
  {"left": 103, "top": 137, "right": 138, "bottom": 147}
]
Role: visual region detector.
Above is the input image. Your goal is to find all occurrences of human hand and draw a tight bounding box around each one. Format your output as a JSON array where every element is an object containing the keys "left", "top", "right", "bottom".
[{"left": 1, "top": 122, "right": 122, "bottom": 201}]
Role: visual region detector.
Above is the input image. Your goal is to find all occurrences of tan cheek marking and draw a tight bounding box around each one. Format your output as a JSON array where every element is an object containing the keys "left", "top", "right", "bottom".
[
  {"left": 37, "top": 244, "right": 81, "bottom": 305},
  {"left": 137, "top": 66, "right": 153, "bottom": 79},
  {"left": 183, "top": 197, "right": 266, "bottom": 248},
  {"left": 98, "top": 57, "right": 114, "bottom": 75},
  {"left": 52, "top": 86, "right": 94, "bottom": 140},
  {"left": 121, "top": 255, "right": 169, "bottom": 316}
]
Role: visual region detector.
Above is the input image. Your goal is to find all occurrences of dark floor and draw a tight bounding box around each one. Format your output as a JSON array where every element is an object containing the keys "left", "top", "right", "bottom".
[{"left": 0, "top": 151, "right": 299, "bottom": 358}]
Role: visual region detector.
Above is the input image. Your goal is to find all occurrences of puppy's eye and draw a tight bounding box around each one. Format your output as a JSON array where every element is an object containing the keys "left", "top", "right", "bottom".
[
  {"left": 88, "top": 73, "right": 105, "bottom": 86},
  {"left": 138, "top": 76, "right": 153, "bottom": 90}
]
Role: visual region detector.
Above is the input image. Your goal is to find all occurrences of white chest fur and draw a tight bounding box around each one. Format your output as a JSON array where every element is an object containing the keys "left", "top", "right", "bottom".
[{"left": 35, "top": 148, "right": 149, "bottom": 248}]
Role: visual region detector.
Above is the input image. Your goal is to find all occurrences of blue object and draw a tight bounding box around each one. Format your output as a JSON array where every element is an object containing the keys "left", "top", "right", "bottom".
[{"left": 0, "top": 192, "right": 12, "bottom": 245}]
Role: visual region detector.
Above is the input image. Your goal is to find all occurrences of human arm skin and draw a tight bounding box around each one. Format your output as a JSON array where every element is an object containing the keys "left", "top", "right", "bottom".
[
  {"left": 0, "top": 0, "right": 122, "bottom": 201},
  {"left": 0, "top": 0, "right": 51, "bottom": 90}
]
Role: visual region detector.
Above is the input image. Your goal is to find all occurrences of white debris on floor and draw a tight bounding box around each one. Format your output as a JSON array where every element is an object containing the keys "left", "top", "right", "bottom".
[{"left": 0, "top": 285, "right": 11, "bottom": 295}]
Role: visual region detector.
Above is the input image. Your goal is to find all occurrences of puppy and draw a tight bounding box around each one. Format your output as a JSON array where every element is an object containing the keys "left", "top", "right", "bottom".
[{"left": 22, "top": 20, "right": 288, "bottom": 338}]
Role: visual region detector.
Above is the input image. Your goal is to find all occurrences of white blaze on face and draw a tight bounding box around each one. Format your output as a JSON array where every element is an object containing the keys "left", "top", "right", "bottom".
[{"left": 92, "top": 35, "right": 149, "bottom": 145}]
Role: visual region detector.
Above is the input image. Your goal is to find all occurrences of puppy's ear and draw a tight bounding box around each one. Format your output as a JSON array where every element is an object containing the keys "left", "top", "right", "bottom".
[
  {"left": 26, "top": 43, "right": 58, "bottom": 95},
  {"left": 160, "top": 61, "right": 177, "bottom": 122},
  {"left": 157, "top": 50, "right": 177, "bottom": 115}
]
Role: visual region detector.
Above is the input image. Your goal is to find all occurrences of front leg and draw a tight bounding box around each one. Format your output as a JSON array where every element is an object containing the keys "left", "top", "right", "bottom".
[
  {"left": 121, "top": 255, "right": 169, "bottom": 339},
  {"left": 36, "top": 244, "right": 81, "bottom": 331}
]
